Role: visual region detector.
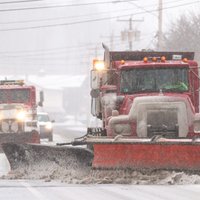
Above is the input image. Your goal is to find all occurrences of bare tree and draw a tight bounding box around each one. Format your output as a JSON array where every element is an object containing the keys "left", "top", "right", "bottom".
[{"left": 162, "top": 14, "right": 200, "bottom": 61}]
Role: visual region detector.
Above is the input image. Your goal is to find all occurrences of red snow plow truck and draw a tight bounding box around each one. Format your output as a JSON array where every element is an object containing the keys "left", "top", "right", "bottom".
[
  {"left": 0, "top": 80, "right": 40, "bottom": 148},
  {"left": 3, "top": 44, "right": 200, "bottom": 172}
]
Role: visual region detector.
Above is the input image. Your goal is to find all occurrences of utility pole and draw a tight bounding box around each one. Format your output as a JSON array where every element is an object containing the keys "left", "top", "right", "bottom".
[
  {"left": 128, "top": 18, "right": 133, "bottom": 50},
  {"left": 157, "top": 0, "right": 163, "bottom": 50},
  {"left": 118, "top": 17, "right": 143, "bottom": 50}
]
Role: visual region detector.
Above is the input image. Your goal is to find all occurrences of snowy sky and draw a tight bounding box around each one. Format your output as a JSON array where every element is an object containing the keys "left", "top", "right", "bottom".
[{"left": 0, "top": 0, "right": 199, "bottom": 75}]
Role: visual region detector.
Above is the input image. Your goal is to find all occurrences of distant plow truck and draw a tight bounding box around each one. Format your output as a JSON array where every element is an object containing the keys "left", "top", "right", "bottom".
[
  {"left": 3, "top": 44, "right": 200, "bottom": 173},
  {"left": 0, "top": 80, "right": 42, "bottom": 149}
]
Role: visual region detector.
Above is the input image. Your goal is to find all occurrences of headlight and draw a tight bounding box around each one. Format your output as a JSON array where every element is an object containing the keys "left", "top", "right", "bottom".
[
  {"left": 16, "top": 111, "right": 26, "bottom": 121},
  {"left": 45, "top": 122, "right": 52, "bottom": 130}
]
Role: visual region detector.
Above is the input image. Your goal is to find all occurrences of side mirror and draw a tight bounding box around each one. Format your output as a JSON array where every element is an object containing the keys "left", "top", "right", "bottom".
[
  {"left": 91, "top": 70, "right": 100, "bottom": 89},
  {"left": 38, "top": 90, "right": 44, "bottom": 107}
]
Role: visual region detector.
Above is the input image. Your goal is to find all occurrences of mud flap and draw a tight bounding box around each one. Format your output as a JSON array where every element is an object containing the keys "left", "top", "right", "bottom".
[{"left": 2, "top": 143, "right": 93, "bottom": 171}]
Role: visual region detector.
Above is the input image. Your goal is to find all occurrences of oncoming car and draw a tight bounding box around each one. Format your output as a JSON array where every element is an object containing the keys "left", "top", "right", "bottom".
[{"left": 37, "top": 112, "right": 54, "bottom": 141}]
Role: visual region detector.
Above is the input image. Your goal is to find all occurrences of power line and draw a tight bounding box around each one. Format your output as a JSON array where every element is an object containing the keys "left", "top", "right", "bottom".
[
  {"left": 0, "top": 33, "right": 159, "bottom": 62},
  {"left": 0, "top": 1, "right": 198, "bottom": 31},
  {"left": 128, "top": 0, "right": 193, "bottom": 18},
  {"left": 0, "top": 0, "right": 136, "bottom": 12},
  {"left": 0, "top": 0, "right": 186, "bottom": 25},
  {"left": 0, "top": 61, "right": 89, "bottom": 66},
  {"left": 0, "top": 42, "right": 101, "bottom": 55},
  {"left": 0, "top": 0, "right": 42, "bottom": 4},
  {"left": 0, "top": 7, "right": 139, "bottom": 25},
  {"left": 128, "top": 2, "right": 157, "bottom": 17},
  {"left": 0, "top": 32, "right": 157, "bottom": 57},
  {"left": 0, "top": 46, "right": 102, "bottom": 58}
]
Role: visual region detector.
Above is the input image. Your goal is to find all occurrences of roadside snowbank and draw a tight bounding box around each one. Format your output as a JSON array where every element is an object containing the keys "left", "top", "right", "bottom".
[{"left": 2, "top": 167, "right": 200, "bottom": 185}]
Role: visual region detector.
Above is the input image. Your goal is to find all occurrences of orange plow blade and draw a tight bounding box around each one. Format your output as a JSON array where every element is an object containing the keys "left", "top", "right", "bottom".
[{"left": 92, "top": 138, "right": 200, "bottom": 171}]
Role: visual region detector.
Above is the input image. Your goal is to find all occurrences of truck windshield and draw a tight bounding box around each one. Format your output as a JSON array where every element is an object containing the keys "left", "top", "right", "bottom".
[
  {"left": 0, "top": 89, "right": 30, "bottom": 103},
  {"left": 120, "top": 67, "right": 189, "bottom": 94}
]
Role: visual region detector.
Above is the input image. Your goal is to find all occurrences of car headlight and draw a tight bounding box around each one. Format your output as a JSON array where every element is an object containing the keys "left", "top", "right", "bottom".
[
  {"left": 45, "top": 122, "right": 52, "bottom": 130},
  {"left": 16, "top": 111, "right": 26, "bottom": 121}
]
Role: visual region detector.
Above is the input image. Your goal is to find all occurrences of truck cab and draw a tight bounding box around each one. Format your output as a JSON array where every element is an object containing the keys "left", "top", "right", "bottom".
[
  {"left": 0, "top": 80, "right": 40, "bottom": 145},
  {"left": 90, "top": 45, "right": 200, "bottom": 139}
]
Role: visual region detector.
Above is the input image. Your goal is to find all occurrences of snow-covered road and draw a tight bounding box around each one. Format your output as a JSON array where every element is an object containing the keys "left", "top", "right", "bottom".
[
  {"left": 0, "top": 180, "right": 200, "bottom": 200},
  {"left": 0, "top": 153, "right": 10, "bottom": 177},
  {"left": 1, "top": 126, "right": 200, "bottom": 200}
]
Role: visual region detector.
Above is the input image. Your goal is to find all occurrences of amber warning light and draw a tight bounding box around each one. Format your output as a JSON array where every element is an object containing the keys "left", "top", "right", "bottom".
[
  {"left": 161, "top": 56, "right": 166, "bottom": 62},
  {"left": 120, "top": 60, "right": 125, "bottom": 64},
  {"left": 182, "top": 58, "right": 188, "bottom": 63},
  {"left": 143, "top": 57, "right": 148, "bottom": 63},
  {"left": 152, "top": 57, "right": 157, "bottom": 62},
  {"left": 143, "top": 56, "right": 166, "bottom": 63},
  {"left": 93, "top": 59, "right": 105, "bottom": 71}
]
